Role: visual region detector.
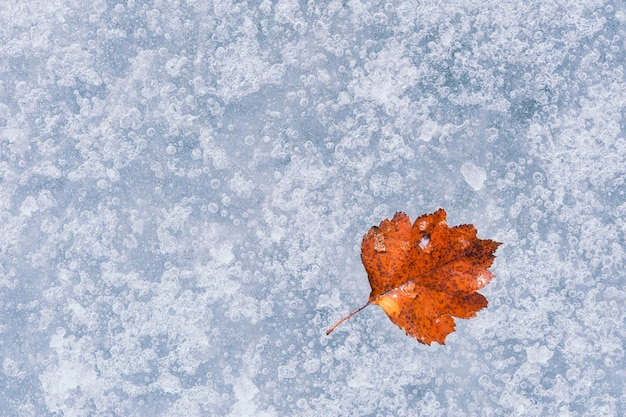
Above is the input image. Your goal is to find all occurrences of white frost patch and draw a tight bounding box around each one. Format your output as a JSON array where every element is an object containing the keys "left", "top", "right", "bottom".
[
  {"left": 40, "top": 361, "right": 98, "bottom": 415},
  {"left": 526, "top": 345, "right": 554, "bottom": 365},
  {"left": 228, "top": 376, "right": 276, "bottom": 417},
  {"left": 460, "top": 161, "right": 487, "bottom": 191},
  {"left": 229, "top": 172, "right": 254, "bottom": 198},
  {"left": 302, "top": 358, "right": 320, "bottom": 374},
  {"left": 33, "top": 160, "right": 62, "bottom": 178},
  {"left": 215, "top": 37, "right": 284, "bottom": 102},
  {"left": 157, "top": 372, "right": 182, "bottom": 394},
  {"left": 19, "top": 196, "right": 38, "bottom": 216},
  {"left": 36, "top": 190, "right": 57, "bottom": 210},
  {"left": 67, "top": 299, "right": 97, "bottom": 331},
  {"left": 274, "top": 0, "right": 301, "bottom": 25},
  {"left": 277, "top": 358, "right": 298, "bottom": 380},
  {"left": 229, "top": 376, "right": 259, "bottom": 416},
  {"left": 3, "top": 357, "right": 22, "bottom": 378},
  {"left": 347, "top": 365, "right": 375, "bottom": 389},
  {"left": 316, "top": 288, "right": 342, "bottom": 309},
  {"left": 165, "top": 56, "right": 188, "bottom": 77},
  {"left": 2, "top": 127, "right": 29, "bottom": 157},
  {"left": 420, "top": 119, "right": 439, "bottom": 142},
  {"left": 350, "top": 39, "right": 419, "bottom": 114},
  {"left": 210, "top": 242, "right": 234, "bottom": 265}
]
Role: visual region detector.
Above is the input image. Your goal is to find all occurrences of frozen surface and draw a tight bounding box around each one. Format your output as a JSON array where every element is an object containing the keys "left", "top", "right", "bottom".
[{"left": 1, "top": 1, "right": 625, "bottom": 416}]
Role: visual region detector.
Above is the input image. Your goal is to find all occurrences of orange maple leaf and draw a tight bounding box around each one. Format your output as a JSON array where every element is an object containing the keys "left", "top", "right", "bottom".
[{"left": 327, "top": 209, "right": 501, "bottom": 345}]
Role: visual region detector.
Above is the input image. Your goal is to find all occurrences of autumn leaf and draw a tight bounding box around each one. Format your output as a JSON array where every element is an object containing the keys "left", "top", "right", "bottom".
[{"left": 326, "top": 209, "right": 501, "bottom": 345}]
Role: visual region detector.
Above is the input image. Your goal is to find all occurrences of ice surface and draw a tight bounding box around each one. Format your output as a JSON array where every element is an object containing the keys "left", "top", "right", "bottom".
[{"left": 1, "top": 0, "right": 625, "bottom": 416}]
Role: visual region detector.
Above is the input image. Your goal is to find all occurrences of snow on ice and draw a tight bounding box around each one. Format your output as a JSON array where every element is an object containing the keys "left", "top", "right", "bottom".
[{"left": 0, "top": 0, "right": 624, "bottom": 416}]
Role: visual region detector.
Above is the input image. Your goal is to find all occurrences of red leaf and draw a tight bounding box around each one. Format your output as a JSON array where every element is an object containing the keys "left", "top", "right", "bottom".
[{"left": 327, "top": 209, "right": 501, "bottom": 345}]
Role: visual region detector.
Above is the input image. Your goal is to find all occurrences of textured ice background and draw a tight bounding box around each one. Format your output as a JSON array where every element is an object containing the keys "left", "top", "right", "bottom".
[{"left": 1, "top": 1, "right": 625, "bottom": 416}]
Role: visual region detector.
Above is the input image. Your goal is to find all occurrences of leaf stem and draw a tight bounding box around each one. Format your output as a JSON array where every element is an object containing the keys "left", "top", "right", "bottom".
[{"left": 326, "top": 302, "right": 371, "bottom": 335}]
